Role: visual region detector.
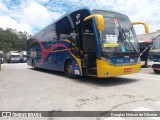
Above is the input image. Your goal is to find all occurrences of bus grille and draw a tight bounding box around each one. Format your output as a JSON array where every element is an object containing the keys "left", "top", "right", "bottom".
[{"left": 114, "top": 63, "right": 137, "bottom": 66}]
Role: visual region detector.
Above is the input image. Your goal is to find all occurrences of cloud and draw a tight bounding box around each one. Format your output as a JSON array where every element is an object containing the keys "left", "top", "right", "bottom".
[
  {"left": 0, "top": 0, "right": 160, "bottom": 36},
  {"left": 22, "top": 3, "right": 51, "bottom": 27},
  {"left": 0, "top": 1, "right": 9, "bottom": 15},
  {"left": 0, "top": 1, "right": 62, "bottom": 34},
  {"left": 0, "top": 1, "right": 31, "bottom": 33},
  {"left": 22, "top": 3, "right": 62, "bottom": 33},
  {"left": 0, "top": 15, "right": 32, "bottom": 33}
]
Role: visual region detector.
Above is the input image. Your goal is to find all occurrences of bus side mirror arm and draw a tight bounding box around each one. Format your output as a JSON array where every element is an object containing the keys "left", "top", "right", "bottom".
[
  {"left": 132, "top": 22, "right": 149, "bottom": 34},
  {"left": 83, "top": 14, "right": 105, "bottom": 31}
]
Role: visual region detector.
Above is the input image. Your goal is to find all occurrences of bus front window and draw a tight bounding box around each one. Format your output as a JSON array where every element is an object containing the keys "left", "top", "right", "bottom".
[{"left": 93, "top": 10, "right": 139, "bottom": 58}]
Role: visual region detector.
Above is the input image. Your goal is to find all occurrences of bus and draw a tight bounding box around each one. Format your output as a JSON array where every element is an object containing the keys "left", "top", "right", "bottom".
[
  {"left": 148, "top": 35, "right": 160, "bottom": 73},
  {"left": 27, "top": 7, "right": 149, "bottom": 78},
  {"left": 139, "top": 40, "right": 153, "bottom": 67}
]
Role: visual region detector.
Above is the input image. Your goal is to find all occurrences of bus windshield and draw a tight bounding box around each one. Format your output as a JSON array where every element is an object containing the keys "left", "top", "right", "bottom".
[
  {"left": 151, "top": 36, "right": 160, "bottom": 50},
  {"left": 93, "top": 10, "right": 139, "bottom": 58}
]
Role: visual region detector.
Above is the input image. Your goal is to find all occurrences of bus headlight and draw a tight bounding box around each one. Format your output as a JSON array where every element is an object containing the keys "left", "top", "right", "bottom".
[{"left": 101, "top": 57, "right": 114, "bottom": 66}]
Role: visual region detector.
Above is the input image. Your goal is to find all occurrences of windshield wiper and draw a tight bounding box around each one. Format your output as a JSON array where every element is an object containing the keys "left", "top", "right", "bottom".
[
  {"left": 117, "top": 23, "right": 137, "bottom": 53},
  {"left": 122, "top": 28, "right": 138, "bottom": 53}
]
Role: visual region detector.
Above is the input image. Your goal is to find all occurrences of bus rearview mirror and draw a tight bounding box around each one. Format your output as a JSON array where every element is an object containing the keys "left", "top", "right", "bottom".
[
  {"left": 132, "top": 22, "right": 149, "bottom": 34},
  {"left": 83, "top": 14, "right": 104, "bottom": 31}
]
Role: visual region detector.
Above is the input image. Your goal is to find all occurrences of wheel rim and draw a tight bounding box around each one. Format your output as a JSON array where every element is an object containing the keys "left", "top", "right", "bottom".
[{"left": 67, "top": 64, "right": 72, "bottom": 74}]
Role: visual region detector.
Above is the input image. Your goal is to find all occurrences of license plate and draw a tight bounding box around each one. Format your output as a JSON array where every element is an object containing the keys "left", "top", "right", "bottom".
[{"left": 124, "top": 68, "right": 132, "bottom": 72}]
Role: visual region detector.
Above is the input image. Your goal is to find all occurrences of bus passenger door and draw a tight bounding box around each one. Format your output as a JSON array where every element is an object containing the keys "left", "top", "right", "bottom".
[
  {"left": 81, "top": 22, "right": 97, "bottom": 75},
  {"left": 70, "top": 24, "right": 97, "bottom": 76},
  {"left": 70, "top": 30, "right": 82, "bottom": 74}
]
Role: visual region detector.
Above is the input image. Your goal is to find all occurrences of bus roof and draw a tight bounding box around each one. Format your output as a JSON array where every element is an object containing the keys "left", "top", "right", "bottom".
[{"left": 31, "top": 7, "right": 128, "bottom": 38}]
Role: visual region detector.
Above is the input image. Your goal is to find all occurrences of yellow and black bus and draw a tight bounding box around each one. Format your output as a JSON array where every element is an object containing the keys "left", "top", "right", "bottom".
[{"left": 27, "top": 7, "right": 149, "bottom": 78}]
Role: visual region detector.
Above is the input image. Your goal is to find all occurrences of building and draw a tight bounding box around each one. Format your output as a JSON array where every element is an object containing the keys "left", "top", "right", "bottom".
[{"left": 137, "top": 30, "right": 160, "bottom": 41}]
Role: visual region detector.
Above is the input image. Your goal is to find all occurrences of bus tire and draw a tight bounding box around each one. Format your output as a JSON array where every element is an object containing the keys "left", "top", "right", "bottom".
[
  {"left": 32, "top": 61, "right": 36, "bottom": 69},
  {"left": 153, "top": 69, "right": 160, "bottom": 74},
  {"left": 65, "top": 61, "right": 76, "bottom": 78}
]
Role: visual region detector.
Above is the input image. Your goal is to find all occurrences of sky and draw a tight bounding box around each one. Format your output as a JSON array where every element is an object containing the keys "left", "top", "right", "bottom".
[{"left": 0, "top": 0, "right": 160, "bottom": 35}]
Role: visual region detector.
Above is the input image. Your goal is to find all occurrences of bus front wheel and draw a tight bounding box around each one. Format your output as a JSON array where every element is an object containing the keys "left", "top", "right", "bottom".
[{"left": 65, "top": 61, "right": 76, "bottom": 78}]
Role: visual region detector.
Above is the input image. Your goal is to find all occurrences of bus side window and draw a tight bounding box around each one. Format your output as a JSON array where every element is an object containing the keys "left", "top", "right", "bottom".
[
  {"left": 42, "top": 29, "right": 48, "bottom": 42},
  {"left": 48, "top": 24, "right": 56, "bottom": 41},
  {"left": 56, "top": 17, "right": 72, "bottom": 41},
  {"left": 70, "top": 30, "right": 80, "bottom": 57},
  {"left": 56, "top": 33, "right": 60, "bottom": 40}
]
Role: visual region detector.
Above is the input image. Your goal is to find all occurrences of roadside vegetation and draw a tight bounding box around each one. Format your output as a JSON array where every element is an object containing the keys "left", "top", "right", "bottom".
[{"left": 0, "top": 28, "right": 31, "bottom": 52}]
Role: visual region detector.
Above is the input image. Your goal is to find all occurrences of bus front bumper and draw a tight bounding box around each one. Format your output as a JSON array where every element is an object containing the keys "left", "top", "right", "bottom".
[{"left": 97, "top": 59, "right": 141, "bottom": 78}]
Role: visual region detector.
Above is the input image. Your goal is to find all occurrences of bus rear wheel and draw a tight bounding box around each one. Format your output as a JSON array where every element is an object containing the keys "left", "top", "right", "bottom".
[
  {"left": 153, "top": 69, "right": 160, "bottom": 74},
  {"left": 65, "top": 61, "right": 76, "bottom": 78}
]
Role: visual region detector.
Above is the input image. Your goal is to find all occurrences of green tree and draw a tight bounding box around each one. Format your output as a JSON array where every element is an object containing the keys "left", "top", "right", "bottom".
[{"left": 0, "top": 28, "right": 31, "bottom": 52}]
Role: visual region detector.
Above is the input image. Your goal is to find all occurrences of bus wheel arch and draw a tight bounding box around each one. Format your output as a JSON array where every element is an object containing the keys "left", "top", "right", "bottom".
[{"left": 64, "top": 59, "right": 76, "bottom": 78}]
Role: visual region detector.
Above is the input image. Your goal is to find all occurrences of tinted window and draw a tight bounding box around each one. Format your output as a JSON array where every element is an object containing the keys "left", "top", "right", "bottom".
[
  {"left": 71, "top": 29, "right": 80, "bottom": 57},
  {"left": 42, "top": 28, "right": 48, "bottom": 41},
  {"left": 48, "top": 24, "right": 57, "bottom": 41},
  {"left": 56, "top": 17, "right": 72, "bottom": 40}
]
